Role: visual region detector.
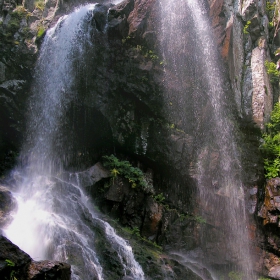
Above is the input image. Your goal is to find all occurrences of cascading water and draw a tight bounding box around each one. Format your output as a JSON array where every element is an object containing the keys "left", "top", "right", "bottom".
[
  {"left": 4, "top": 4, "right": 145, "bottom": 280},
  {"left": 159, "top": 0, "right": 255, "bottom": 278}
]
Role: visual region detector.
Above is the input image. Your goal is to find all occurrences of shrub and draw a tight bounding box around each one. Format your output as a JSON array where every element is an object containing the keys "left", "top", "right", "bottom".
[
  {"left": 228, "top": 271, "right": 243, "bottom": 280},
  {"left": 261, "top": 103, "right": 280, "bottom": 178},
  {"left": 265, "top": 60, "right": 280, "bottom": 83},
  {"left": 153, "top": 193, "right": 165, "bottom": 203},
  {"left": 243, "top": 20, "right": 251, "bottom": 34},
  {"left": 36, "top": 25, "right": 45, "bottom": 39},
  {"left": 102, "top": 155, "right": 154, "bottom": 193}
]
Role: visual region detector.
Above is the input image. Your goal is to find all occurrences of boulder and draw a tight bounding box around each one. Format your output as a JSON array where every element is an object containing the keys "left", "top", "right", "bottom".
[
  {"left": 28, "top": 260, "right": 71, "bottom": 280},
  {"left": 73, "top": 162, "right": 111, "bottom": 188},
  {"left": 0, "top": 185, "right": 16, "bottom": 226},
  {"left": 258, "top": 178, "right": 280, "bottom": 225},
  {"left": 0, "top": 235, "right": 71, "bottom": 280},
  {"left": 0, "top": 235, "right": 31, "bottom": 280}
]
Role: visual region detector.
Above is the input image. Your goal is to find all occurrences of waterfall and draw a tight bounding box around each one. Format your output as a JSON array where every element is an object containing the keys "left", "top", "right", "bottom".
[
  {"left": 159, "top": 0, "right": 255, "bottom": 278},
  {"left": 4, "top": 4, "right": 145, "bottom": 280}
]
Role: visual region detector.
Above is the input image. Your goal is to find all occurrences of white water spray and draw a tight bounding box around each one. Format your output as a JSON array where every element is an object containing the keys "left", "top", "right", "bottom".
[
  {"left": 4, "top": 4, "right": 145, "bottom": 280},
  {"left": 159, "top": 0, "right": 255, "bottom": 278}
]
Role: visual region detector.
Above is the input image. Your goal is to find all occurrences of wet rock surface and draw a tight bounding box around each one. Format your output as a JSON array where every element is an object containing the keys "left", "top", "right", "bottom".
[
  {"left": 0, "top": 235, "right": 31, "bottom": 280},
  {"left": 0, "top": 235, "right": 71, "bottom": 279},
  {"left": 28, "top": 261, "right": 71, "bottom": 280},
  {"left": 0, "top": 185, "right": 16, "bottom": 227},
  {"left": 0, "top": 0, "right": 279, "bottom": 278},
  {"left": 257, "top": 178, "right": 280, "bottom": 278}
]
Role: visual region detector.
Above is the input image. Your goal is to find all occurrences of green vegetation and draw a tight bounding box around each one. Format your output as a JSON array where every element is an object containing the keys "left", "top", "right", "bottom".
[
  {"left": 145, "top": 49, "right": 159, "bottom": 61},
  {"left": 266, "top": 0, "right": 276, "bottom": 22},
  {"left": 36, "top": 25, "right": 45, "bottom": 39},
  {"left": 35, "top": 0, "right": 45, "bottom": 11},
  {"left": 122, "top": 225, "right": 162, "bottom": 249},
  {"left": 266, "top": 0, "right": 280, "bottom": 38},
  {"left": 121, "top": 35, "right": 132, "bottom": 45},
  {"left": 179, "top": 213, "right": 206, "bottom": 224},
  {"left": 228, "top": 271, "right": 243, "bottom": 280},
  {"left": 258, "top": 277, "right": 271, "bottom": 280},
  {"left": 261, "top": 103, "right": 280, "bottom": 178},
  {"left": 121, "top": 35, "right": 162, "bottom": 65},
  {"left": 123, "top": 226, "right": 141, "bottom": 237},
  {"left": 102, "top": 155, "right": 153, "bottom": 192},
  {"left": 243, "top": 20, "right": 251, "bottom": 34},
  {"left": 153, "top": 193, "right": 165, "bottom": 203},
  {"left": 265, "top": 60, "right": 280, "bottom": 83},
  {"left": 5, "top": 259, "right": 17, "bottom": 280},
  {"left": 0, "top": 6, "right": 30, "bottom": 44}
]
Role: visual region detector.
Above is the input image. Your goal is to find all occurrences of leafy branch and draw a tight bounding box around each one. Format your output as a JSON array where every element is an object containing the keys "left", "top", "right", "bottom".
[
  {"left": 261, "top": 103, "right": 280, "bottom": 178},
  {"left": 102, "top": 155, "right": 154, "bottom": 193}
]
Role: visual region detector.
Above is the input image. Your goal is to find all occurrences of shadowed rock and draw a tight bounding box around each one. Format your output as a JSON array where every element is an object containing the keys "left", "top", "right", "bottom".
[{"left": 0, "top": 235, "right": 71, "bottom": 280}]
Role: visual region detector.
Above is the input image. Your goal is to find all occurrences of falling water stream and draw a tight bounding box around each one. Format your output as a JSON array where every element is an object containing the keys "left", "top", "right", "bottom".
[
  {"left": 159, "top": 0, "right": 255, "bottom": 278},
  {"left": 4, "top": 4, "right": 145, "bottom": 280},
  {"left": 3, "top": 0, "right": 256, "bottom": 279}
]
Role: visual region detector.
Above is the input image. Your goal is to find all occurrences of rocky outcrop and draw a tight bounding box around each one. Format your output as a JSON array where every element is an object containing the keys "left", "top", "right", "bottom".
[
  {"left": 0, "top": 235, "right": 71, "bottom": 279},
  {"left": 0, "top": 0, "right": 278, "bottom": 278},
  {"left": 258, "top": 178, "right": 280, "bottom": 278},
  {"left": 0, "top": 235, "right": 31, "bottom": 280},
  {"left": 0, "top": 185, "right": 16, "bottom": 226},
  {"left": 28, "top": 261, "right": 71, "bottom": 280},
  {"left": 209, "top": 0, "right": 275, "bottom": 129}
]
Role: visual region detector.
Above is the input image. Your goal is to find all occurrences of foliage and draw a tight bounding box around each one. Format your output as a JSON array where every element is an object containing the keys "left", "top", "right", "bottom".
[
  {"left": 228, "top": 271, "right": 243, "bottom": 280},
  {"left": 266, "top": 0, "right": 276, "bottom": 23},
  {"left": 243, "top": 20, "right": 251, "bottom": 34},
  {"left": 5, "top": 259, "right": 17, "bottom": 280},
  {"left": 5, "top": 259, "right": 15, "bottom": 267},
  {"left": 131, "top": 227, "right": 141, "bottom": 237},
  {"left": 123, "top": 226, "right": 142, "bottom": 238},
  {"left": 35, "top": 0, "right": 45, "bottom": 11},
  {"left": 102, "top": 155, "right": 153, "bottom": 192},
  {"left": 178, "top": 213, "right": 206, "bottom": 224},
  {"left": 153, "top": 193, "right": 165, "bottom": 203},
  {"left": 1, "top": 6, "right": 30, "bottom": 44},
  {"left": 36, "top": 25, "right": 45, "bottom": 39},
  {"left": 265, "top": 60, "right": 280, "bottom": 83},
  {"left": 145, "top": 49, "right": 159, "bottom": 61},
  {"left": 258, "top": 277, "right": 271, "bottom": 280},
  {"left": 265, "top": 0, "right": 280, "bottom": 39},
  {"left": 122, "top": 226, "right": 162, "bottom": 250},
  {"left": 261, "top": 103, "right": 280, "bottom": 178},
  {"left": 121, "top": 35, "right": 131, "bottom": 45}
]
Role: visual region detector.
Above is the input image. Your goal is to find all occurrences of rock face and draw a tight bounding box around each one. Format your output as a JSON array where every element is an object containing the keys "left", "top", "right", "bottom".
[
  {"left": 0, "top": 0, "right": 279, "bottom": 278},
  {"left": 0, "top": 235, "right": 71, "bottom": 280},
  {"left": 28, "top": 261, "right": 71, "bottom": 280},
  {"left": 0, "top": 185, "right": 16, "bottom": 227},
  {"left": 258, "top": 178, "right": 280, "bottom": 278},
  {"left": 0, "top": 235, "right": 31, "bottom": 280}
]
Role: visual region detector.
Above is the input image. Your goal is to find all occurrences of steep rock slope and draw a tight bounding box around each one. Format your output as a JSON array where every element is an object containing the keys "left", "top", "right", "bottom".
[{"left": 0, "top": 0, "right": 279, "bottom": 278}]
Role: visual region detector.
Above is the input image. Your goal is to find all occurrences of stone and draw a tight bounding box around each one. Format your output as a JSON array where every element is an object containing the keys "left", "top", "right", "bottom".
[
  {"left": 105, "top": 177, "right": 130, "bottom": 202},
  {"left": 269, "top": 266, "right": 280, "bottom": 279},
  {"left": 0, "top": 0, "right": 277, "bottom": 277},
  {"left": 141, "top": 196, "right": 163, "bottom": 240},
  {"left": 28, "top": 260, "right": 71, "bottom": 280},
  {"left": 127, "top": 0, "right": 156, "bottom": 38},
  {"left": 92, "top": 4, "right": 110, "bottom": 32},
  {"left": 0, "top": 62, "right": 5, "bottom": 83},
  {"left": 0, "top": 235, "right": 71, "bottom": 280},
  {"left": 0, "top": 235, "right": 31, "bottom": 280},
  {"left": 23, "top": 0, "right": 34, "bottom": 12},
  {"left": 241, "top": 0, "right": 258, "bottom": 21},
  {"left": 251, "top": 45, "right": 273, "bottom": 129},
  {"left": 73, "top": 162, "right": 110, "bottom": 188},
  {"left": 0, "top": 185, "right": 16, "bottom": 226}
]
